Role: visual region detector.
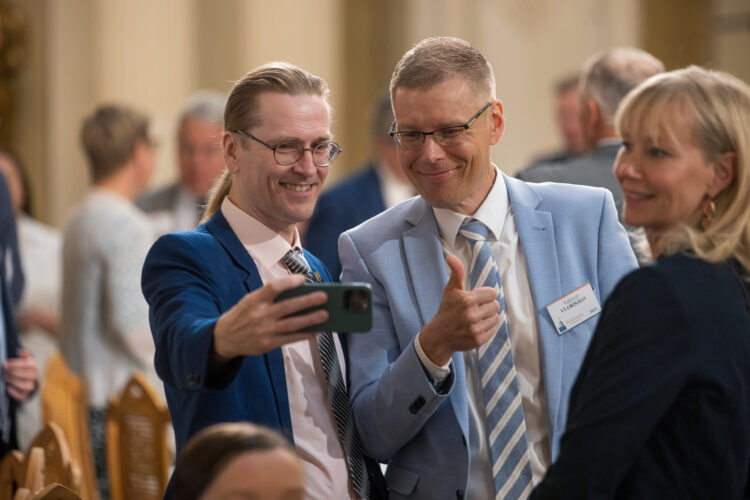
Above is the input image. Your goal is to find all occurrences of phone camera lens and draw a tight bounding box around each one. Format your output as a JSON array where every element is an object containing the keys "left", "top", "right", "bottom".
[{"left": 344, "top": 290, "right": 369, "bottom": 313}]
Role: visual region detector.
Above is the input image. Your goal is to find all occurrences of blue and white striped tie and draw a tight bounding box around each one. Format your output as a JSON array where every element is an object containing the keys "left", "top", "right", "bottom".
[
  {"left": 281, "top": 248, "right": 370, "bottom": 500},
  {"left": 459, "top": 219, "right": 533, "bottom": 500}
]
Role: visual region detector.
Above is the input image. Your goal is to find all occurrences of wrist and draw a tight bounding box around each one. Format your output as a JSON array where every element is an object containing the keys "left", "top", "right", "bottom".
[{"left": 419, "top": 324, "right": 453, "bottom": 366}]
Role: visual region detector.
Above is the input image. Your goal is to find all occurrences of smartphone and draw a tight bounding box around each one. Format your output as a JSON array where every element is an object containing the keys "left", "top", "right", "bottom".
[{"left": 275, "top": 282, "right": 373, "bottom": 333}]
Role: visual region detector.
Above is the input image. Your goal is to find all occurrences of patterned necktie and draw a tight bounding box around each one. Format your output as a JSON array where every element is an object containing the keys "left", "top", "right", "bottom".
[
  {"left": 281, "top": 248, "right": 370, "bottom": 499},
  {"left": 459, "top": 219, "right": 533, "bottom": 500}
]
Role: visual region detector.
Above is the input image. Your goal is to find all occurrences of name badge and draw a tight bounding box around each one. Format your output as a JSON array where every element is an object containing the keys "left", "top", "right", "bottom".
[{"left": 546, "top": 282, "right": 601, "bottom": 335}]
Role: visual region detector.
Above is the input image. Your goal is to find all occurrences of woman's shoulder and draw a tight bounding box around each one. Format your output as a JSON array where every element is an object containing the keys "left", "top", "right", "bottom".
[{"left": 612, "top": 253, "right": 744, "bottom": 314}]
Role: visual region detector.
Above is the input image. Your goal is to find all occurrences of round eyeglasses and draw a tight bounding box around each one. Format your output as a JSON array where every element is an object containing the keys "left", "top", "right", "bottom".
[
  {"left": 389, "top": 101, "right": 493, "bottom": 151},
  {"left": 233, "top": 129, "right": 342, "bottom": 167}
]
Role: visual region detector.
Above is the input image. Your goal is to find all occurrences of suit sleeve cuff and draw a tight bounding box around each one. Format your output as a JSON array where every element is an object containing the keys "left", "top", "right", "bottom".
[{"left": 414, "top": 334, "right": 451, "bottom": 390}]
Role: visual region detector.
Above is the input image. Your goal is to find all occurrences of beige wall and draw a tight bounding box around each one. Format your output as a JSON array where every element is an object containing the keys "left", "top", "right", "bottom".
[{"left": 7, "top": 0, "right": 750, "bottom": 226}]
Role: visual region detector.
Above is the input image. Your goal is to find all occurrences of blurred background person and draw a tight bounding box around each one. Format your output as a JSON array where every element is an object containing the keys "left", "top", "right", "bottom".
[
  {"left": 518, "top": 74, "right": 586, "bottom": 170},
  {"left": 61, "top": 104, "right": 159, "bottom": 499},
  {"left": 517, "top": 47, "right": 664, "bottom": 264},
  {"left": 0, "top": 148, "right": 61, "bottom": 449},
  {"left": 517, "top": 48, "right": 664, "bottom": 217},
  {"left": 0, "top": 173, "right": 38, "bottom": 458},
  {"left": 532, "top": 66, "right": 750, "bottom": 499},
  {"left": 137, "top": 90, "right": 226, "bottom": 234},
  {"left": 304, "top": 92, "right": 413, "bottom": 279},
  {"left": 172, "top": 422, "right": 305, "bottom": 500}
]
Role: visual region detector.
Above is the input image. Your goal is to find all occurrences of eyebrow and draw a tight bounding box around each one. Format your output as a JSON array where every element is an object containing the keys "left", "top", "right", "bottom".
[{"left": 266, "top": 133, "right": 332, "bottom": 144}]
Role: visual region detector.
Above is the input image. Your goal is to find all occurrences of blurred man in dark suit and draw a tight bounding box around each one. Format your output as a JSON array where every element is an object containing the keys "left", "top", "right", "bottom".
[
  {"left": 517, "top": 48, "right": 664, "bottom": 263},
  {"left": 517, "top": 48, "right": 664, "bottom": 219},
  {"left": 137, "top": 90, "right": 226, "bottom": 234}
]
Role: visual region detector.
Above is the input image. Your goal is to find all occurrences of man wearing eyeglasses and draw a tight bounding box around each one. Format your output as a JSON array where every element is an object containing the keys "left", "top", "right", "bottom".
[
  {"left": 142, "top": 62, "right": 385, "bottom": 499},
  {"left": 338, "top": 37, "right": 637, "bottom": 500}
]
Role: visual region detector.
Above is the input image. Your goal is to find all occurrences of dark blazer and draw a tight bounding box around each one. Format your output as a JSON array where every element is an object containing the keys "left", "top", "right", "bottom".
[
  {"left": 141, "top": 208, "right": 386, "bottom": 498},
  {"left": 305, "top": 164, "right": 386, "bottom": 280},
  {"left": 136, "top": 182, "right": 181, "bottom": 213},
  {"left": 0, "top": 175, "right": 22, "bottom": 457},
  {"left": 517, "top": 143, "right": 623, "bottom": 218},
  {"left": 532, "top": 253, "right": 750, "bottom": 499}
]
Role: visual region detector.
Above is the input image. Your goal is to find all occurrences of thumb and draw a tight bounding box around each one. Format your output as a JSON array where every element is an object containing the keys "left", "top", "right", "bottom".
[{"left": 445, "top": 255, "right": 465, "bottom": 291}]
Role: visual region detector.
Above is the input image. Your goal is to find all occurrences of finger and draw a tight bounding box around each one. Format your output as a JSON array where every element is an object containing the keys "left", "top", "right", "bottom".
[
  {"left": 16, "top": 349, "right": 31, "bottom": 359},
  {"left": 273, "top": 290, "right": 328, "bottom": 319},
  {"left": 252, "top": 274, "right": 307, "bottom": 303},
  {"left": 475, "top": 315, "right": 501, "bottom": 341},
  {"left": 6, "top": 384, "right": 32, "bottom": 402},
  {"left": 469, "top": 286, "right": 501, "bottom": 304},
  {"left": 3, "top": 357, "right": 37, "bottom": 372},
  {"left": 445, "top": 255, "right": 465, "bottom": 291},
  {"left": 275, "top": 308, "right": 330, "bottom": 333},
  {"left": 4, "top": 375, "right": 35, "bottom": 392}
]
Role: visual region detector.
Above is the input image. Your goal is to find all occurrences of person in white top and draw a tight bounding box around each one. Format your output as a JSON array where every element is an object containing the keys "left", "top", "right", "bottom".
[
  {"left": 60, "top": 104, "right": 159, "bottom": 498},
  {"left": 141, "top": 62, "right": 385, "bottom": 500},
  {"left": 338, "top": 36, "right": 638, "bottom": 500}
]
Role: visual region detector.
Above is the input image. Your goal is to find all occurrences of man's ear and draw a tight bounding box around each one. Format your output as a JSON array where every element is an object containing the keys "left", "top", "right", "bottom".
[
  {"left": 488, "top": 100, "right": 505, "bottom": 145},
  {"left": 707, "top": 151, "right": 737, "bottom": 198},
  {"left": 223, "top": 131, "right": 240, "bottom": 174}
]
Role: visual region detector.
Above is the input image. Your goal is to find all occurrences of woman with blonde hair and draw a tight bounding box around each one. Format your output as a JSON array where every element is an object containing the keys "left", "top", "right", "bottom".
[{"left": 532, "top": 66, "right": 750, "bottom": 499}]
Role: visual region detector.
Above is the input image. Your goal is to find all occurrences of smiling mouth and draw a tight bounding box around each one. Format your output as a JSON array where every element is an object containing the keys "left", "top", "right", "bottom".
[
  {"left": 417, "top": 166, "right": 459, "bottom": 177},
  {"left": 624, "top": 191, "right": 652, "bottom": 201},
  {"left": 281, "top": 183, "right": 313, "bottom": 192}
]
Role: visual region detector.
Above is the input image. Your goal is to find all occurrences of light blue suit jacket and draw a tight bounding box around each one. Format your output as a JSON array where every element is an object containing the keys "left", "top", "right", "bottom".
[{"left": 338, "top": 173, "right": 638, "bottom": 499}]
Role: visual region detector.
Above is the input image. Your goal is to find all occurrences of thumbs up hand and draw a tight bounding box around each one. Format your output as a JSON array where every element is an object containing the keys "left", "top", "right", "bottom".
[{"left": 418, "top": 255, "right": 501, "bottom": 366}]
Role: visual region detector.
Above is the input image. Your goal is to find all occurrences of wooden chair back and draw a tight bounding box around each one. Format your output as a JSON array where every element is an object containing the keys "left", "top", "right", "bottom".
[
  {"left": 28, "top": 423, "right": 80, "bottom": 495},
  {"left": 106, "top": 373, "right": 171, "bottom": 500},
  {"left": 40, "top": 352, "right": 98, "bottom": 500},
  {"left": 1, "top": 447, "right": 45, "bottom": 498},
  {"left": 31, "top": 483, "right": 82, "bottom": 500}
]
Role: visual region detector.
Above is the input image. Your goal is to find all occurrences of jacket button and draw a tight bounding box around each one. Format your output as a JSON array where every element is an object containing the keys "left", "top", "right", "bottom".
[
  {"left": 456, "top": 490, "right": 464, "bottom": 499},
  {"left": 187, "top": 373, "right": 199, "bottom": 387},
  {"left": 408, "top": 395, "right": 426, "bottom": 414}
]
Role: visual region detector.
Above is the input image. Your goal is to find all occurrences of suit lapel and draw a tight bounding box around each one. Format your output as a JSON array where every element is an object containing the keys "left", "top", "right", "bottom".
[
  {"left": 402, "top": 198, "right": 469, "bottom": 437},
  {"left": 505, "top": 174, "right": 564, "bottom": 437},
  {"left": 204, "top": 209, "right": 292, "bottom": 437}
]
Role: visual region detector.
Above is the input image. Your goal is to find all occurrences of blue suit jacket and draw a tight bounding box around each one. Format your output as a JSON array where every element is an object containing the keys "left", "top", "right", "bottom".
[
  {"left": 142, "top": 208, "right": 387, "bottom": 499},
  {"left": 305, "top": 164, "right": 386, "bottom": 280},
  {"left": 338, "top": 173, "right": 638, "bottom": 499},
  {"left": 142, "top": 209, "right": 326, "bottom": 450}
]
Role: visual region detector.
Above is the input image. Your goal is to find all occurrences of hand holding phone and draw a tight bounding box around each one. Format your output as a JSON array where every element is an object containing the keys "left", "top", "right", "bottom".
[{"left": 275, "top": 282, "right": 373, "bottom": 333}]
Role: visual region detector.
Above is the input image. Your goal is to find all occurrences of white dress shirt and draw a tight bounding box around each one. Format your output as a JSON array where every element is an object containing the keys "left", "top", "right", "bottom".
[
  {"left": 414, "top": 167, "right": 551, "bottom": 496},
  {"left": 221, "top": 197, "right": 357, "bottom": 500},
  {"left": 374, "top": 162, "right": 415, "bottom": 210}
]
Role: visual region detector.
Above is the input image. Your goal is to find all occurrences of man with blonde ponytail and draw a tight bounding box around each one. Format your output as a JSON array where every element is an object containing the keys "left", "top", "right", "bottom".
[{"left": 142, "top": 63, "right": 385, "bottom": 500}]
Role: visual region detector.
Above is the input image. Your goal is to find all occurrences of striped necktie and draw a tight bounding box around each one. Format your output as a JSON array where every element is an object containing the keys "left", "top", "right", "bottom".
[
  {"left": 281, "top": 248, "right": 370, "bottom": 499},
  {"left": 459, "top": 219, "right": 533, "bottom": 500}
]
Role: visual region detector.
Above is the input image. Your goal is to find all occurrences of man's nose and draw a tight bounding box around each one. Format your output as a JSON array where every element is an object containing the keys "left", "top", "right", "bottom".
[
  {"left": 292, "top": 149, "right": 318, "bottom": 175},
  {"left": 420, "top": 134, "right": 446, "bottom": 162}
]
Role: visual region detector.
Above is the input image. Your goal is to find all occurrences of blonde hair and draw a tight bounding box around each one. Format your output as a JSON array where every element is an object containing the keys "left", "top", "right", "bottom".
[
  {"left": 390, "top": 37, "right": 496, "bottom": 105},
  {"left": 201, "top": 62, "right": 330, "bottom": 223},
  {"left": 616, "top": 66, "right": 750, "bottom": 273}
]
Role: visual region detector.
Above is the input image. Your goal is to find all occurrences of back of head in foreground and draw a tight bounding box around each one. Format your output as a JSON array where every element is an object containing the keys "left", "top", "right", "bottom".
[{"left": 172, "top": 422, "right": 305, "bottom": 500}]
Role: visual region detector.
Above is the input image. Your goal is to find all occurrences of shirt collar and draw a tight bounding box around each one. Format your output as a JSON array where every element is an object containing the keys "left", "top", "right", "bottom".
[
  {"left": 432, "top": 165, "right": 509, "bottom": 247},
  {"left": 220, "top": 197, "right": 301, "bottom": 269}
]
